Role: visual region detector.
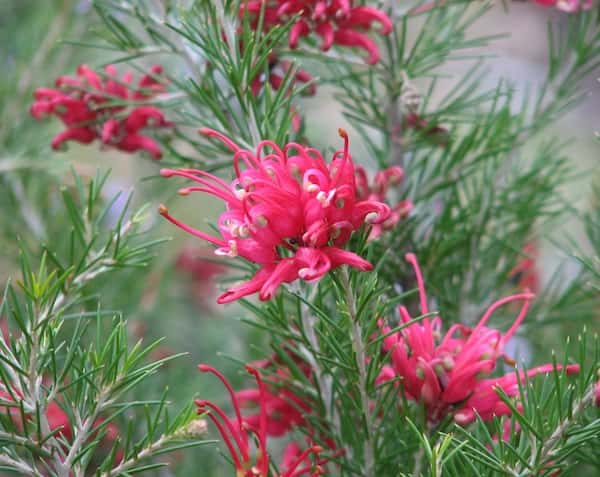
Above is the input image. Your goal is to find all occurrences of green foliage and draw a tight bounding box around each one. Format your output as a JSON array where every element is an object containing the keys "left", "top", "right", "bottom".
[{"left": 1, "top": 1, "right": 599, "bottom": 476}]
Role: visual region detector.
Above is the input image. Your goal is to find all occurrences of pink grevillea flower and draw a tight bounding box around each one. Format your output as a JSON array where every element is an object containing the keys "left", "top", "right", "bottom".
[
  {"left": 534, "top": 0, "right": 592, "bottom": 11},
  {"left": 159, "top": 128, "right": 390, "bottom": 303},
  {"left": 354, "top": 166, "right": 412, "bottom": 240},
  {"left": 379, "top": 253, "right": 578, "bottom": 423},
  {"left": 594, "top": 380, "right": 600, "bottom": 407},
  {"left": 196, "top": 364, "right": 328, "bottom": 477},
  {"left": 31, "top": 64, "right": 171, "bottom": 158},
  {"left": 241, "top": 1, "right": 392, "bottom": 64}
]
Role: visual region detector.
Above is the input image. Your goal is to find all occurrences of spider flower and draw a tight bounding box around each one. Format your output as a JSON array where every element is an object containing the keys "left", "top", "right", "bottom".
[
  {"left": 354, "top": 165, "right": 412, "bottom": 240},
  {"left": 241, "top": 1, "right": 392, "bottom": 64},
  {"left": 31, "top": 64, "right": 171, "bottom": 158},
  {"left": 196, "top": 364, "right": 328, "bottom": 477},
  {"left": 379, "top": 253, "right": 578, "bottom": 423},
  {"left": 160, "top": 128, "right": 390, "bottom": 303}
]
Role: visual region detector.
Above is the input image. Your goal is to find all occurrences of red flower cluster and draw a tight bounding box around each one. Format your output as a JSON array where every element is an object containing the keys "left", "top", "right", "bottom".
[
  {"left": 31, "top": 64, "right": 171, "bottom": 159},
  {"left": 378, "top": 253, "right": 579, "bottom": 424},
  {"left": 196, "top": 364, "right": 329, "bottom": 477},
  {"left": 160, "top": 128, "right": 390, "bottom": 303},
  {"left": 534, "top": 0, "right": 592, "bottom": 11},
  {"left": 241, "top": 1, "right": 393, "bottom": 64},
  {"left": 355, "top": 165, "right": 411, "bottom": 240}
]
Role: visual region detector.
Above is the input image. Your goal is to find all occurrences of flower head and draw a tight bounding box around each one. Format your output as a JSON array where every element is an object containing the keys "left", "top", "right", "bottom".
[
  {"left": 241, "top": 1, "right": 392, "bottom": 64},
  {"left": 160, "top": 128, "right": 390, "bottom": 303},
  {"left": 196, "top": 364, "right": 328, "bottom": 477},
  {"left": 379, "top": 253, "right": 578, "bottom": 423},
  {"left": 31, "top": 64, "right": 171, "bottom": 158}
]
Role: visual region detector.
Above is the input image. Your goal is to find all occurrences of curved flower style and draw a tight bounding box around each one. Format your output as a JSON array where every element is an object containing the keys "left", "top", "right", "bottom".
[
  {"left": 241, "top": 1, "right": 392, "bottom": 64},
  {"left": 31, "top": 64, "right": 171, "bottom": 158},
  {"left": 534, "top": 0, "right": 592, "bottom": 11},
  {"left": 196, "top": 364, "right": 328, "bottom": 477},
  {"left": 354, "top": 165, "right": 412, "bottom": 240},
  {"left": 160, "top": 128, "right": 390, "bottom": 303},
  {"left": 379, "top": 253, "right": 579, "bottom": 423}
]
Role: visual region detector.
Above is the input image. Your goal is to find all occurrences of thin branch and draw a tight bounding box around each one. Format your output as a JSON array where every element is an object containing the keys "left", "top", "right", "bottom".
[
  {"left": 0, "top": 453, "right": 43, "bottom": 477},
  {"left": 298, "top": 285, "right": 342, "bottom": 441},
  {"left": 509, "top": 380, "right": 597, "bottom": 476},
  {"left": 412, "top": 444, "right": 426, "bottom": 477},
  {"left": 100, "top": 434, "right": 171, "bottom": 477},
  {"left": 340, "top": 267, "right": 375, "bottom": 477}
]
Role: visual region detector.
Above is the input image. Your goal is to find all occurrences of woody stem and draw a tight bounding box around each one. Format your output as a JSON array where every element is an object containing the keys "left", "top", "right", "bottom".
[
  {"left": 299, "top": 286, "right": 342, "bottom": 440},
  {"left": 340, "top": 267, "right": 375, "bottom": 477}
]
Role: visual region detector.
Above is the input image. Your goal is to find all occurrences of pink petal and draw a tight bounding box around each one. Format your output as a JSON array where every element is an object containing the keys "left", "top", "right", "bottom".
[
  {"left": 289, "top": 19, "right": 310, "bottom": 49},
  {"left": 316, "top": 22, "right": 335, "bottom": 51},
  {"left": 51, "top": 127, "right": 97, "bottom": 150},
  {"left": 115, "top": 133, "right": 163, "bottom": 159},
  {"left": 323, "top": 246, "right": 372, "bottom": 271},
  {"left": 101, "top": 118, "right": 121, "bottom": 143},
  {"left": 217, "top": 268, "right": 273, "bottom": 304},
  {"left": 333, "top": 29, "right": 381, "bottom": 64},
  {"left": 259, "top": 259, "right": 299, "bottom": 301},
  {"left": 344, "top": 6, "right": 393, "bottom": 34}
]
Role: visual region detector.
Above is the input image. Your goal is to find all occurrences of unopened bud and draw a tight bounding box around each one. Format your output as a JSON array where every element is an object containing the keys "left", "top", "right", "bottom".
[{"left": 175, "top": 418, "right": 208, "bottom": 439}]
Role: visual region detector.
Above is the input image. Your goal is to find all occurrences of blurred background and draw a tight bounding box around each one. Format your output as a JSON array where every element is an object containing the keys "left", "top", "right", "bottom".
[{"left": 1, "top": 1, "right": 598, "bottom": 475}]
